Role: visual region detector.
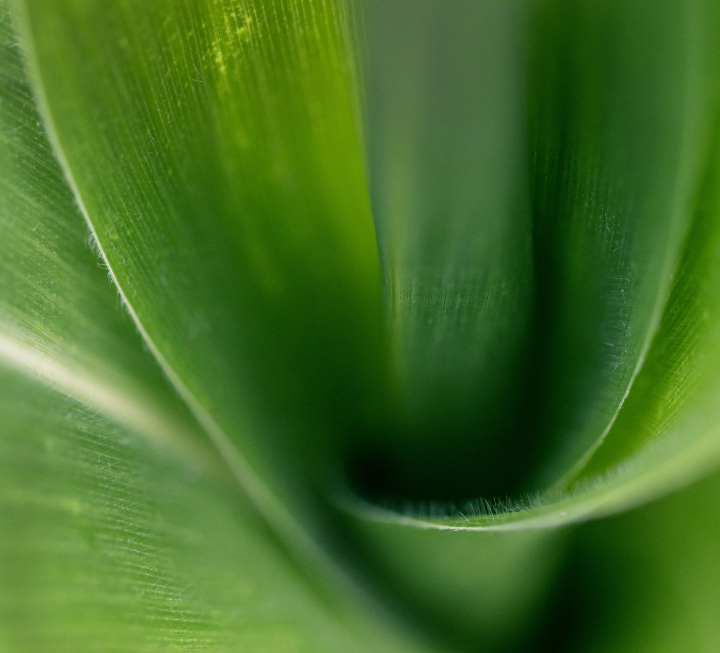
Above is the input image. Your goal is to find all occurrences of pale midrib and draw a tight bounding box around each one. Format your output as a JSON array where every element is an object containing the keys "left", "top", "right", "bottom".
[
  {"left": 0, "top": 329, "right": 216, "bottom": 470},
  {"left": 17, "top": 3, "right": 341, "bottom": 590}
]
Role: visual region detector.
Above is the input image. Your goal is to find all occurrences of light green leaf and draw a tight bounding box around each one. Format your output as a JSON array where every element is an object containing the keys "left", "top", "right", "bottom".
[
  {"left": 0, "top": 7, "right": 439, "bottom": 650},
  {"left": 0, "top": 366, "right": 435, "bottom": 653},
  {"left": 3, "top": 0, "right": 328, "bottom": 573},
  {"left": 9, "top": 0, "right": 720, "bottom": 650},
  {"left": 0, "top": 0, "right": 206, "bottom": 472},
  {"left": 17, "top": 0, "right": 387, "bottom": 530}
]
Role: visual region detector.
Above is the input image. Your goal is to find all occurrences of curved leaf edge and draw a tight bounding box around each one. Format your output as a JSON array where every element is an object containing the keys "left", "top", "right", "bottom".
[{"left": 9, "top": 0, "right": 355, "bottom": 598}]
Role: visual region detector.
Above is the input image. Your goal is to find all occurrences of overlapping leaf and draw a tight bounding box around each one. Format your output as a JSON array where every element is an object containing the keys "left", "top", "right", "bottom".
[
  {"left": 358, "top": 0, "right": 533, "bottom": 499},
  {"left": 6, "top": 0, "right": 720, "bottom": 651},
  {"left": 347, "top": 0, "right": 720, "bottom": 528},
  {"left": 0, "top": 5, "right": 439, "bottom": 650},
  {"left": 17, "top": 0, "right": 388, "bottom": 530},
  {"left": 339, "top": 5, "right": 720, "bottom": 648}
]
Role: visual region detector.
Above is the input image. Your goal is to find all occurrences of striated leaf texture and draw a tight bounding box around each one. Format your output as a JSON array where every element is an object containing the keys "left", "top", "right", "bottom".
[
  {"left": 17, "top": 0, "right": 388, "bottom": 533},
  {"left": 0, "top": 4, "right": 442, "bottom": 651},
  {"left": 339, "top": 3, "right": 720, "bottom": 648},
  {"left": 6, "top": 0, "right": 720, "bottom": 651}
]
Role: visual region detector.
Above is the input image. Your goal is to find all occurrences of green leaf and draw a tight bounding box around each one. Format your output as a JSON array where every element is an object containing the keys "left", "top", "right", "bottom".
[
  {"left": 0, "top": 365, "right": 436, "bottom": 653},
  {"left": 3, "top": 0, "right": 328, "bottom": 574},
  {"left": 546, "top": 464, "right": 720, "bottom": 653},
  {"left": 0, "top": 7, "right": 439, "bottom": 650},
  {"left": 8, "top": 0, "right": 720, "bottom": 650},
  {"left": 527, "top": 0, "right": 720, "bottom": 487},
  {"left": 16, "top": 0, "right": 387, "bottom": 528},
  {"left": 344, "top": 0, "right": 720, "bottom": 525},
  {"left": 334, "top": 510, "right": 567, "bottom": 651},
  {"left": 335, "top": 6, "right": 564, "bottom": 648},
  {"left": 339, "top": 9, "right": 720, "bottom": 645},
  {"left": 358, "top": 0, "right": 534, "bottom": 499},
  {"left": 0, "top": 0, "right": 204, "bottom": 470},
  {"left": 571, "top": 89, "right": 720, "bottom": 500}
]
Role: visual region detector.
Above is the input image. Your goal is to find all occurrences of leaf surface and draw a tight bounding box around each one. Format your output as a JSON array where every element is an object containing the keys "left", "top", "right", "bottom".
[
  {"left": 527, "top": 0, "right": 720, "bottom": 486},
  {"left": 546, "top": 463, "right": 720, "bottom": 653},
  {"left": 0, "top": 8, "right": 438, "bottom": 650},
  {"left": 341, "top": 12, "right": 720, "bottom": 628},
  {"left": 9, "top": 0, "right": 720, "bottom": 651},
  {"left": 336, "top": 3, "right": 720, "bottom": 647},
  {"left": 0, "top": 365, "right": 436, "bottom": 653},
  {"left": 0, "top": 0, "right": 205, "bottom": 468},
  {"left": 18, "top": 0, "right": 387, "bottom": 530},
  {"left": 358, "top": 0, "right": 534, "bottom": 499}
]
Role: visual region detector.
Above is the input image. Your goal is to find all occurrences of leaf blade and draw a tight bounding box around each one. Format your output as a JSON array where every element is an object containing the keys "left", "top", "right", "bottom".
[{"left": 18, "top": 0, "right": 387, "bottom": 528}]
